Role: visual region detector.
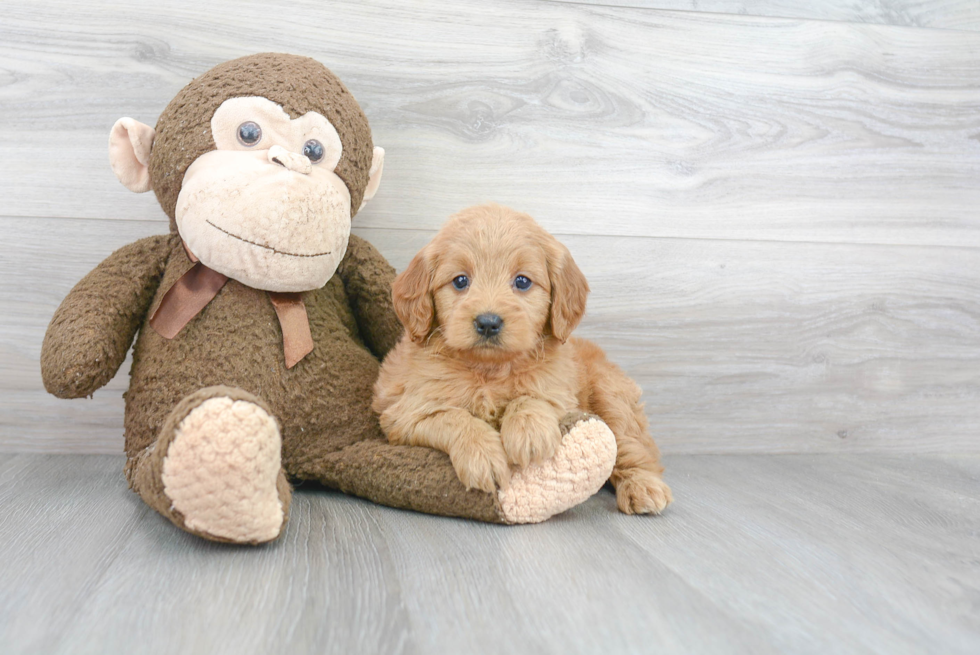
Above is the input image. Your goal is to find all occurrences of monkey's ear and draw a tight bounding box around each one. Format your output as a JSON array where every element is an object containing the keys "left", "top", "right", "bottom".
[
  {"left": 358, "top": 147, "right": 385, "bottom": 211},
  {"left": 391, "top": 247, "right": 434, "bottom": 343},
  {"left": 548, "top": 241, "right": 590, "bottom": 343},
  {"left": 109, "top": 118, "right": 156, "bottom": 193}
]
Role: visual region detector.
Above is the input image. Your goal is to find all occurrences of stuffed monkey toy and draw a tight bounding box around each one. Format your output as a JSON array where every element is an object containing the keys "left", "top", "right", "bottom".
[{"left": 40, "top": 53, "right": 616, "bottom": 544}]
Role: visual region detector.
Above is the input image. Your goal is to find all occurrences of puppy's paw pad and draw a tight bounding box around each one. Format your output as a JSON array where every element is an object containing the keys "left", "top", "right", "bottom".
[
  {"left": 501, "top": 412, "right": 563, "bottom": 468},
  {"left": 616, "top": 471, "right": 673, "bottom": 515},
  {"left": 450, "top": 437, "right": 510, "bottom": 493}
]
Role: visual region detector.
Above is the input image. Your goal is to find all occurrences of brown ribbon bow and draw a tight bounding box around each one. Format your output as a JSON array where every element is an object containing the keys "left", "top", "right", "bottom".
[{"left": 149, "top": 248, "right": 314, "bottom": 369}]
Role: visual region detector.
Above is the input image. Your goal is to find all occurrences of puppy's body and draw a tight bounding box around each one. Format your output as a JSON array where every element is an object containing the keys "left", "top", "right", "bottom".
[{"left": 373, "top": 205, "right": 671, "bottom": 514}]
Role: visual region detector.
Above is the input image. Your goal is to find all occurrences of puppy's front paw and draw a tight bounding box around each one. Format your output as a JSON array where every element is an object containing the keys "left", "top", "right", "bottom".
[
  {"left": 500, "top": 410, "right": 563, "bottom": 469},
  {"left": 449, "top": 431, "right": 511, "bottom": 493},
  {"left": 615, "top": 469, "right": 673, "bottom": 515}
]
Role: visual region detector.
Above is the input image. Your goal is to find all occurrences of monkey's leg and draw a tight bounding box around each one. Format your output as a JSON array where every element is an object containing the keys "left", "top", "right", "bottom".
[
  {"left": 126, "top": 386, "right": 291, "bottom": 544},
  {"left": 289, "top": 412, "right": 616, "bottom": 524}
]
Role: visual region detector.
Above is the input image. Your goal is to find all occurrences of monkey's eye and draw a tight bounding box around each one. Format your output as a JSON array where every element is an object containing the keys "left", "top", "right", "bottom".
[
  {"left": 237, "top": 121, "right": 262, "bottom": 146},
  {"left": 303, "top": 139, "right": 325, "bottom": 163},
  {"left": 514, "top": 275, "right": 532, "bottom": 291},
  {"left": 452, "top": 275, "right": 469, "bottom": 291}
]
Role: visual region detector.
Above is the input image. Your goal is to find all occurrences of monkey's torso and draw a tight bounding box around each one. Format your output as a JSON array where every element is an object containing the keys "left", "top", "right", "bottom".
[{"left": 124, "top": 234, "right": 386, "bottom": 479}]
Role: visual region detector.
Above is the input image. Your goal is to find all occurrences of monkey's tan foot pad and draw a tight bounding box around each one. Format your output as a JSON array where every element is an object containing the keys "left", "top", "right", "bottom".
[
  {"left": 497, "top": 414, "right": 617, "bottom": 524},
  {"left": 161, "top": 394, "right": 287, "bottom": 544}
]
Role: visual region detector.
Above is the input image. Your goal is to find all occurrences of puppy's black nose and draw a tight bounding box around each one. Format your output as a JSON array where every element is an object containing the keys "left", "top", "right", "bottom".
[{"left": 474, "top": 313, "right": 503, "bottom": 338}]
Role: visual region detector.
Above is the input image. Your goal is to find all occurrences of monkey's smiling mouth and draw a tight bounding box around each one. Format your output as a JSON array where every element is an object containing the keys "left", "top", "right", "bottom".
[{"left": 206, "top": 220, "right": 332, "bottom": 258}]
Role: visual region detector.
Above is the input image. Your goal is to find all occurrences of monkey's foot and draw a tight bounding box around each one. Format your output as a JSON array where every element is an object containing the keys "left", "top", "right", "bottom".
[
  {"left": 130, "top": 386, "right": 291, "bottom": 544},
  {"left": 497, "top": 413, "right": 616, "bottom": 524}
]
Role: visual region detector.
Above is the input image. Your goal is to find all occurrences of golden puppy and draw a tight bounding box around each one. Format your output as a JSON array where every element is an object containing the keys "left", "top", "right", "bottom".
[{"left": 373, "top": 204, "right": 672, "bottom": 514}]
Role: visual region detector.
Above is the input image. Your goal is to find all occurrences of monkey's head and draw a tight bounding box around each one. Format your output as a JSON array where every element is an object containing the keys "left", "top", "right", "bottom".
[{"left": 108, "top": 53, "right": 384, "bottom": 292}]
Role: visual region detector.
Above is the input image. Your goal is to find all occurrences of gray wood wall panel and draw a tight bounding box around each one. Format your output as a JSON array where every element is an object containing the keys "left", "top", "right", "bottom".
[
  {"left": 5, "top": 218, "right": 978, "bottom": 454},
  {"left": 2, "top": 1, "right": 980, "bottom": 246},
  {"left": 2, "top": 0, "right": 978, "bottom": 455},
  {"left": 545, "top": 0, "right": 980, "bottom": 32}
]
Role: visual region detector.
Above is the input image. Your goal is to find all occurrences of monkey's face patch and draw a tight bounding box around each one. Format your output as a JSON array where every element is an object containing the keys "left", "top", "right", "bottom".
[{"left": 175, "top": 97, "right": 353, "bottom": 292}]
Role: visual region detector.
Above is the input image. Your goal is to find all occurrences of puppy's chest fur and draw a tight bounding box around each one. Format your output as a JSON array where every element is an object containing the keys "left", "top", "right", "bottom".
[{"left": 446, "top": 354, "right": 580, "bottom": 429}]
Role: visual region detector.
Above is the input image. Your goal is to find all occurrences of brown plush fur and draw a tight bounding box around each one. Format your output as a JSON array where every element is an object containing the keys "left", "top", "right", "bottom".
[
  {"left": 41, "top": 55, "right": 507, "bottom": 537},
  {"left": 373, "top": 205, "right": 672, "bottom": 514}
]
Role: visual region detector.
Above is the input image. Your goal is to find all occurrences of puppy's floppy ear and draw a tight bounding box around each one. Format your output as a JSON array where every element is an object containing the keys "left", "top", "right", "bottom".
[
  {"left": 548, "top": 241, "right": 590, "bottom": 343},
  {"left": 392, "top": 247, "right": 435, "bottom": 343}
]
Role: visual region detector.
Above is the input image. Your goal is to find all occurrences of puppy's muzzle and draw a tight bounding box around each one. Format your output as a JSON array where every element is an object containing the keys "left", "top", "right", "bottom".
[{"left": 474, "top": 313, "right": 503, "bottom": 339}]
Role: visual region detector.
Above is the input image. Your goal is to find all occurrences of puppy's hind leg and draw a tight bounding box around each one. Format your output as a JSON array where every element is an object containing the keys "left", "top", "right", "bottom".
[{"left": 579, "top": 342, "right": 673, "bottom": 514}]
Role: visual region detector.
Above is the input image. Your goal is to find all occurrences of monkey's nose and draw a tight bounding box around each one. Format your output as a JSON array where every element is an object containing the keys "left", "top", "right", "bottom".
[{"left": 268, "top": 145, "right": 312, "bottom": 175}]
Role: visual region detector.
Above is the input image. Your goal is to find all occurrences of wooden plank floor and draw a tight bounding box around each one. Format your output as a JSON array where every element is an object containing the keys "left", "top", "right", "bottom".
[{"left": 1, "top": 453, "right": 977, "bottom": 654}]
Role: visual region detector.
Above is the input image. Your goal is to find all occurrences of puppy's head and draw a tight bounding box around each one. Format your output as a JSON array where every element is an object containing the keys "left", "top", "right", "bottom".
[{"left": 392, "top": 204, "right": 589, "bottom": 357}]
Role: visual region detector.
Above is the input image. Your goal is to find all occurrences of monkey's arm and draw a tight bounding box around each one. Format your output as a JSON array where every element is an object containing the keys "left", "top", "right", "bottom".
[
  {"left": 41, "top": 234, "right": 175, "bottom": 398},
  {"left": 336, "top": 233, "right": 404, "bottom": 360}
]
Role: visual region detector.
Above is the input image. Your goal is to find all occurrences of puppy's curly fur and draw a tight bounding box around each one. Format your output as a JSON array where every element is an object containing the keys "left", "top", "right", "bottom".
[{"left": 373, "top": 204, "right": 671, "bottom": 514}]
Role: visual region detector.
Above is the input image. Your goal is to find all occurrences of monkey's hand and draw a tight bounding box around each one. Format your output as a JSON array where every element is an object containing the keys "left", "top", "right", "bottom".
[
  {"left": 337, "top": 234, "right": 403, "bottom": 360},
  {"left": 41, "top": 234, "right": 173, "bottom": 398}
]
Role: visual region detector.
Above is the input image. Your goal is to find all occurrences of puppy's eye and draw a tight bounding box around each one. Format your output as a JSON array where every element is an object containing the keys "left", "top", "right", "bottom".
[
  {"left": 514, "top": 275, "right": 532, "bottom": 291},
  {"left": 452, "top": 275, "right": 469, "bottom": 291},
  {"left": 237, "top": 121, "right": 262, "bottom": 146},
  {"left": 303, "top": 139, "right": 324, "bottom": 163}
]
